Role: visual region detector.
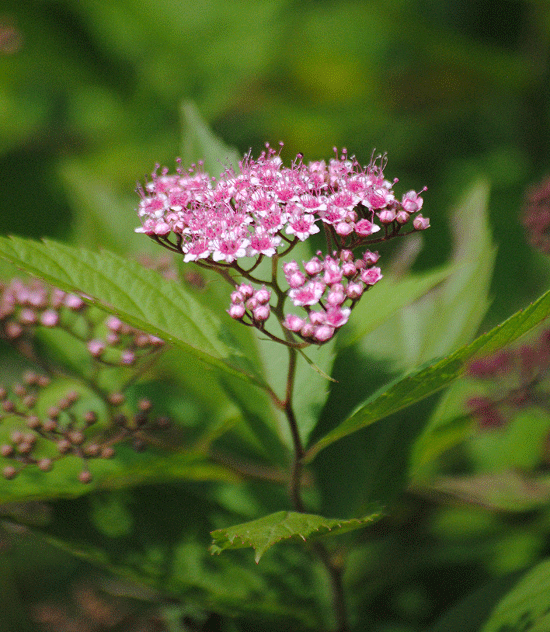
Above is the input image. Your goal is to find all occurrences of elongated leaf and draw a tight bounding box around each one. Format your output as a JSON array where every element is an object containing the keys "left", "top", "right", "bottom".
[
  {"left": 340, "top": 263, "right": 455, "bottom": 349},
  {"left": 210, "top": 509, "right": 383, "bottom": 563},
  {"left": 415, "top": 472, "right": 550, "bottom": 513},
  {"left": 481, "top": 558, "right": 550, "bottom": 632},
  {"left": 357, "top": 180, "right": 494, "bottom": 370},
  {"left": 180, "top": 101, "right": 241, "bottom": 175},
  {"left": 0, "top": 445, "right": 238, "bottom": 504},
  {"left": 0, "top": 236, "right": 264, "bottom": 385},
  {"left": 305, "top": 286, "right": 550, "bottom": 461}
]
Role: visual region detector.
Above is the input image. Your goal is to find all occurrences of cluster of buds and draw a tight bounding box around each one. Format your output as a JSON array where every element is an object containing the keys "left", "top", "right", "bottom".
[
  {"left": 281, "top": 250, "right": 381, "bottom": 342},
  {"left": 522, "top": 175, "right": 550, "bottom": 255},
  {"left": 136, "top": 145, "right": 429, "bottom": 346},
  {"left": 0, "top": 374, "right": 170, "bottom": 482},
  {"left": 466, "top": 328, "right": 550, "bottom": 429},
  {"left": 0, "top": 277, "right": 164, "bottom": 367},
  {"left": 87, "top": 315, "right": 164, "bottom": 366},
  {"left": 228, "top": 284, "right": 272, "bottom": 325},
  {"left": 0, "top": 278, "right": 85, "bottom": 340}
]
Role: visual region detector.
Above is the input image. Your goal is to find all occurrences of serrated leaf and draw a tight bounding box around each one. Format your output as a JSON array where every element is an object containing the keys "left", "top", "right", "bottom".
[
  {"left": 180, "top": 101, "right": 241, "bottom": 175},
  {"left": 0, "top": 236, "right": 264, "bottom": 386},
  {"left": 305, "top": 286, "right": 550, "bottom": 462},
  {"left": 210, "top": 509, "right": 383, "bottom": 563},
  {"left": 481, "top": 558, "right": 550, "bottom": 632}
]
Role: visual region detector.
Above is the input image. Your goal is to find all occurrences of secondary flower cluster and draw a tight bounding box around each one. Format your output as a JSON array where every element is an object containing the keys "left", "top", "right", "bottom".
[
  {"left": 0, "top": 376, "right": 170, "bottom": 482},
  {"left": 0, "top": 278, "right": 164, "bottom": 366},
  {"left": 136, "top": 145, "right": 429, "bottom": 345},
  {"left": 466, "top": 328, "right": 550, "bottom": 429}
]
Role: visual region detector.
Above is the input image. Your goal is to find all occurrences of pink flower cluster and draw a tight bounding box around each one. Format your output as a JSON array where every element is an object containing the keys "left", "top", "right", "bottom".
[
  {"left": 281, "top": 250, "right": 382, "bottom": 343},
  {"left": 136, "top": 146, "right": 428, "bottom": 264},
  {"left": 136, "top": 145, "right": 429, "bottom": 346}
]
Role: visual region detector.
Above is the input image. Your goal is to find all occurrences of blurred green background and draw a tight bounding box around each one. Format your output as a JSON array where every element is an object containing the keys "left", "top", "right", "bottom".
[
  {"left": 3, "top": 1, "right": 550, "bottom": 630},
  {"left": 3, "top": 0, "right": 550, "bottom": 326}
]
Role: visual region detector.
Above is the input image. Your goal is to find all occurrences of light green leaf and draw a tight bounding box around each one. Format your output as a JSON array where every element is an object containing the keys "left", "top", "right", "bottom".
[
  {"left": 305, "top": 285, "right": 550, "bottom": 462},
  {"left": 481, "top": 558, "right": 550, "bottom": 632},
  {"left": 0, "top": 236, "right": 264, "bottom": 386},
  {"left": 340, "top": 263, "right": 455, "bottom": 349},
  {"left": 180, "top": 101, "right": 241, "bottom": 175},
  {"left": 210, "top": 509, "right": 383, "bottom": 563},
  {"left": 358, "top": 179, "right": 495, "bottom": 369},
  {"left": 415, "top": 472, "right": 550, "bottom": 513}
]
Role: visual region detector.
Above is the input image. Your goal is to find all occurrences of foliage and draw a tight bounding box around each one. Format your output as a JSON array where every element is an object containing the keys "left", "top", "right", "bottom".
[{"left": 4, "top": 2, "right": 550, "bottom": 631}]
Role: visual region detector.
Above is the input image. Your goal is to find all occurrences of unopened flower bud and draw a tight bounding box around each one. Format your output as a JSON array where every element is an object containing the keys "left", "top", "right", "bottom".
[
  {"left": 87, "top": 340, "right": 106, "bottom": 357},
  {"left": 228, "top": 303, "right": 246, "bottom": 319},
  {"left": 313, "top": 325, "right": 335, "bottom": 342},
  {"left": 378, "top": 209, "right": 396, "bottom": 224},
  {"left": 254, "top": 287, "right": 271, "bottom": 304},
  {"left": 253, "top": 304, "right": 270, "bottom": 322},
  {"left": 413, "top": 214, "right": 430, "bottom": 230},
  {"left": 40, "top": 310, "right": 59, "bottom": 327},
  {"left": 283, "top": 314, "right": 305, "bottom": 332}
]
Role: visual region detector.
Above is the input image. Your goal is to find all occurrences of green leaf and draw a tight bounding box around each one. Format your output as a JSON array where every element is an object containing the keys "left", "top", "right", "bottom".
[
  {"left": 356, "top": 179, "right": 495, "bottom": 369},
  {"left": 12, "top": 487, "right": 325, "bottom": 629},
  {"left": 0, "top": 444, "right": 238, "bottom": 504},
  {"left": 0, "top": 236, "right": 264, "bottom": 385},
  {"left": 180, "top": 101, "right": 241, "bottom": 175},
  {"left": 305, "top": 285, "right": 550, "bottom": 462},
  {"left": 481, "top": 558, "right": 550, "bottom": 632},
  {"left": 415, "top": 472, "right": 550, "bottom": 513},
  {"left": 340, "top": 263, "right": 455, "bottom": 349},
  {"left": 210, "top": 509, "right": 383, "bottom": 563}
]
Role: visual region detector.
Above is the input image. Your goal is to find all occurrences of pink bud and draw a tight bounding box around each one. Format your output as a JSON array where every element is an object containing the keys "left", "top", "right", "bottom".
[
  {"left": 413, "top": 214, "right": 430, "bottom": 230},
  {"left": 313, "top": 325, "right": 335, "bottom": 342},
  {"left": 283, "top": 314, "right": 305, "bottom": 332},
  {"left": 40, "top": 309, "right": 59, "bottom": 327},
  {"left": 254, "top": 287, "right": 271, "bottom": 304},
  {"left": 87, "top": 340, "right": 106, "bottom": 357},
  {"left": 228, "top": 303, "right": 246, "bottom": 319},
  {"left": 253, "top": 304, "right": 270, "bottom": 321},
  {"left": 378, "top": 209, "right": 396, "bottom": 224}
]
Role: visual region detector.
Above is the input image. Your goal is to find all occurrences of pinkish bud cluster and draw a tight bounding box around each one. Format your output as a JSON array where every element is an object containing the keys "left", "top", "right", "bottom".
[
  {"left": 466, "top": 328, "right": 550, "bottom": 430},
  {"left": 0, "top": 376, "right": 171, "bottom": 482},
  {"left": 0, "top": 278, "right": 85, "bottom": 340},
  {"left": 282, "top": 250, "right": 382, "bottom": 343},
  {"left": 522, "top": 175, "right": 550, "bottom": 255},
  {"left": 228, "top": 283, "right": 272, "bottom": 324},
  {"left": 0, "top": 277, "right": 164, "bottom": 365}
]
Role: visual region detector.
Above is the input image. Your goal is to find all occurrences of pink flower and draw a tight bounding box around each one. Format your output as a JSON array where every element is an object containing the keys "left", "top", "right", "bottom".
[{"left": 289, "top": 281, "right": 325, "bottom": 307}]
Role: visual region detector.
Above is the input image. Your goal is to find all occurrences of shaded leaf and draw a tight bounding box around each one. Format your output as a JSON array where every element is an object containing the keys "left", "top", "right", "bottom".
[
  {"left": 416, "top": 472, "right": 550, "bottom": 513},
  {"left": 305, "top": 286, "right": 550, "bottom": 461},
  {"left": 0, "top": 236, "right": 264, "bottom": 386},
  {"left": 481, "top": 558, "right": 550, "bottom": 632},
  {"left": 180, "top": 101, "right": 241, "bottom": 175},
  {"left": 210, "top": 509, "right": 383, "bottom": 563}
]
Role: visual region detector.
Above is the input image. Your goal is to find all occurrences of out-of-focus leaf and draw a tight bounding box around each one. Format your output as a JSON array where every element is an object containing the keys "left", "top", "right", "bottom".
[
  {"left": 0, "top": 443, "right": 238, "bottom": 505},
  {"left": 481, "top": 558, "right": 550, "bottom": 632},
  {"left": 415, "top": 472, "right": 550, "bottom": 513},
  {"left": 59, "top": 160, "right": 145, "bottom": 255},
  {"left": 181, "top": 101, "right": 241, "bottom": 175},
  {"left": 11, "top": 487, "right": 324, "bottom": 630},
  {"left": 359, "top": 179, "right": 495, "bottom": 369},
  {"left": 340, "top": 263, "right": 455, "bottom": 348},
  {"left": 210, "top": 509, "right": 383, "bottom": 563},
  {"left": 0, "top": 236, "right": 264, "bottom": 386},
  {"left": 305, "top": 284, "right": 550, "bottom": 461}
]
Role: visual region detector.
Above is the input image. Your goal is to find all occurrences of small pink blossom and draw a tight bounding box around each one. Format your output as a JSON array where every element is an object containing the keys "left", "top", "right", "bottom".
[
  {"left": 283, "top": 314, "right": 305, "bottom": 332},
  {"left": 289, "top": 281, "right": 325, "bottom": 307},
  {"left": 413, "top": 214, "right": 430, "bottom": 230},
  {"left": 360, "top": 267, "right": 383, "bottom": 286}
]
